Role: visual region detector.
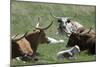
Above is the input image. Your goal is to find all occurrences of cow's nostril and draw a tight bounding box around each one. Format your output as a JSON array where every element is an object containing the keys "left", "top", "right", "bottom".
[{"left": 63, "top": 26, "right": 66, "bottom": 29}]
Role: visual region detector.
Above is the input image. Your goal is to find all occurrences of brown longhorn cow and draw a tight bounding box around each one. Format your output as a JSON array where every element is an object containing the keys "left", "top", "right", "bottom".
[
  {"left": 25, "top": 21, "right": 53, "bottom": 56},
  {"left": 66, "top": 28, "right": 96, "bottom": 54},
  {"left": 12, "top": 18, "right": 53, "bottom": 60}
]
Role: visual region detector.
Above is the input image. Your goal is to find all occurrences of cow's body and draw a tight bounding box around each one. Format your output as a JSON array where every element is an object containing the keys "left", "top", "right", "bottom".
[
  {"left": 67, "top": 28, "right": 96, "bottom": 54},
  {"left": 57, "top": 45, "right": 80, "bottom": 60},
  {"left": 12, "top": 38, "right": 33, "bottom": 59}
]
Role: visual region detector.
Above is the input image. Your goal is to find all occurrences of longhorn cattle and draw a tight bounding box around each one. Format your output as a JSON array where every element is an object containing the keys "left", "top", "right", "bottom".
[
  {"left": 25, "top": 21, "right": 53, "bottom": 55},
  {"left": 66, "top": 28, "right": 96, "bottom": 54},
  {"left": 12, "top": 18, "right": 53, "bottom": 60},
  {"left": 50, "top": 12, "right": 83, "bottom": 36}
]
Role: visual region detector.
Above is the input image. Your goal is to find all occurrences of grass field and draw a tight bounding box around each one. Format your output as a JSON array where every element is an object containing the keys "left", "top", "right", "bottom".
[{"left": 11, "top": 1, "right": 96, "bottom": 66}]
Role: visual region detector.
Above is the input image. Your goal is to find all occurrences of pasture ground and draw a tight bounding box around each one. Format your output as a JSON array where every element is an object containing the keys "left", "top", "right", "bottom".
[{"left": 11, "top": 1, "right": 96, "bottom": 66}]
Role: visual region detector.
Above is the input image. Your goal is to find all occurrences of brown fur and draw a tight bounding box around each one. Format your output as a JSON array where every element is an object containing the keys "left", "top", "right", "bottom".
[
  {"left": 12, "top": 38, "right": 33, "bottom": 58},
  {"left": 25, "top": 30, "right": 49, "bottom": 55},
  {"left": 12, "top": 30, "right": 49, "bottom": 59},
  {"left": 67, "top": 28, "right": 96, "bottom": 54}
]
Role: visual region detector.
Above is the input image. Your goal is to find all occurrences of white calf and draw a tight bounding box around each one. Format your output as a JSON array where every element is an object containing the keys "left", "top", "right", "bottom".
[{"left": 57, "top": 45, "right": 80, "bottom": 60}]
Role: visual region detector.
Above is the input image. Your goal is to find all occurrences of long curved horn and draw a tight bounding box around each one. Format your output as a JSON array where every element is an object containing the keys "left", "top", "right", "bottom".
[
  {"left": 50, "top": 11, "right": 61, "bottom": 19},
  {"left": 50, "top": 12, "right": 60, "bottom": 19},
  {"left": 87, "top": 27, "right": 92, "bottom": 33},
  {"left": 11, "top": 34, "right": 19, "bottom": 39},
  {"left": 35, "top": 21, "right": 53, "bottom": 30},
  {"left": 35, "top": 17, "right": 40, "bottom": 28},
  {"left": 80, "top": 27, "right": 92, "bottom": 35},
  {"left": 13, "top": 31, "right": 28, "bottom": 41},
  {"left": 36, "top": 22, "right": 39, "bottom": 28},
  {"left": 43, "top": 21, "right": 53, "bottom": 30}
]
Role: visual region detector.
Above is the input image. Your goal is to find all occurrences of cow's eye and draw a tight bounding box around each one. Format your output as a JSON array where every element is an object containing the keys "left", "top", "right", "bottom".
[{"left": 58, "top": 19, "right": 62, "bottom": 22}]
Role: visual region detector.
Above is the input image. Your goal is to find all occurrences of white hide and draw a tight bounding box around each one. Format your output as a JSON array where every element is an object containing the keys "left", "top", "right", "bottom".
[
  {"left": 47, "top": 37, "right": 64, "bottom": 44},
  {"left": 61, "top": 17, "right": 69, "bottom": 27},
  {"left": 65, "top": 22, "right": 83, "bottom": 35},
  {"left": 57, "top": 45, "right": 80, "bottom": 60}
]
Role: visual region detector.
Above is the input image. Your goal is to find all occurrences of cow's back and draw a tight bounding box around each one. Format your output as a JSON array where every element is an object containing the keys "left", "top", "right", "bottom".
[
  {"left": 16, "top": 38, "right": 33, "bottom": 56},
  {"left": 87, "top": 36, "right": 96, "bottom": 54},
  {"left": 12, "top": 38, "right": 33, "bottom": 58}
]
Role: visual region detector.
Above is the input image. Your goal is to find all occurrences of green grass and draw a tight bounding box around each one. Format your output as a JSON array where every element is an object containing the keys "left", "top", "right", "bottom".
[{"left": 11, "top": 1, "right": 96, "bottom": 66}]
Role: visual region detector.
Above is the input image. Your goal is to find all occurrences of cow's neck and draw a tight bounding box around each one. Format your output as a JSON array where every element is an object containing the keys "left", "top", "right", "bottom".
[
  {"left": 70, "top": 22, "right": 78, "bottom": 30},
  {"left": 25, "top": 33, "right": 40, "bottom": 52}
]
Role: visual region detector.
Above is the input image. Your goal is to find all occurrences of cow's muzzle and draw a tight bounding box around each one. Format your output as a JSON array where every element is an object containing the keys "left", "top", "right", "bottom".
[{"left": 21, "top": 54, "right": 33, "bottom": 61}]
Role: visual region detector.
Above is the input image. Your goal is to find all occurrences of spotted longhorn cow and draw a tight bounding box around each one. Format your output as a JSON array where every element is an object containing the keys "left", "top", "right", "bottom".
[{"left": 50, "top": 12, "right": 83, "bottom": 36}]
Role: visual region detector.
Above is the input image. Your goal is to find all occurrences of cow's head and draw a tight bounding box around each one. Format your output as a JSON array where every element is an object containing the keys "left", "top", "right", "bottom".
[
  {"left": 66, "top": 28, "right": 92, "bottom": 47},
  {"left": 71, "top": 45, "right": 80, "bottom": 55},
  {"left": 35, "top": 17, "right": 53, "bottom": 43},
  {"left": 57, "top": 17, "right": 70, "bottom": 28},
  {"left": 50, "top": 12, "right": 72, "bottom": 35},
  {"left": 34, "top": 21, "right": 53, "bottom": 43},
  {"left": 67, "top": 32, "right": 80, "bottom": 47},
  {"left": 30, "top": 17, "right": 53, "bottom": 44}
]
